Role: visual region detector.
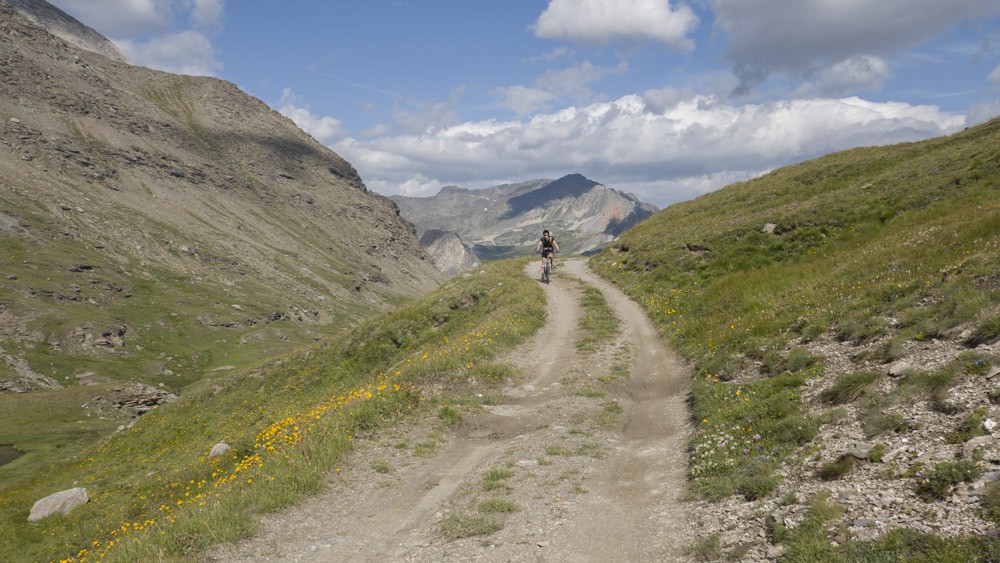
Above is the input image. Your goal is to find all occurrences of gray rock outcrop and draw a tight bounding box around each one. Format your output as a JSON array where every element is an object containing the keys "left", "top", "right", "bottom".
[
  {"left": 28, "top": 487, "right": 88, "bottom": 521},
  {"left": 419, "top": 230, "right": 480, "bottom": 276}
]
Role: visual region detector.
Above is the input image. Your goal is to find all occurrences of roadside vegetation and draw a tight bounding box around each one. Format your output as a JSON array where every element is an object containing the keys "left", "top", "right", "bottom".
[
  {"left": 0, "top": 259, "right": 542, "bottom": 562},
  {"left": 573, "top": 278, "right": 622, "bottom": 352},
  {"left": 592, "top": 117, "right": 1000, "bottom": 557}
]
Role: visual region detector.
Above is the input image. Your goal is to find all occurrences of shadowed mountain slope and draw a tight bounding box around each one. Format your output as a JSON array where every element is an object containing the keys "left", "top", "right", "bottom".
[{"left": 0, "top": 2, "right": 442, "bottom": 396}]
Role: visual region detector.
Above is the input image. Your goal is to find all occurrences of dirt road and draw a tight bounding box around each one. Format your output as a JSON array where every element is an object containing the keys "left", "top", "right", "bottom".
[{"left": 208, "top": 258, "right": 693, "bottom": 562}]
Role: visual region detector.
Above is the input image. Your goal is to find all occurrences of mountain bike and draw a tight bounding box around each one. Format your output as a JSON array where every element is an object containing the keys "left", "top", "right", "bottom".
[{"left": 539, "top": 250, "right": 554, "bottom": 283}]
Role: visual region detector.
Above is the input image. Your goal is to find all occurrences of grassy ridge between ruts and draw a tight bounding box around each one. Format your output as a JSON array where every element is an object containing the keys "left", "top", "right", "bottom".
[
  {"left": 591, "top": 117, "right": 1000, "bottom": 558},
  {"left": 0, "top": 258, "right": 542, "bottom": 562}
]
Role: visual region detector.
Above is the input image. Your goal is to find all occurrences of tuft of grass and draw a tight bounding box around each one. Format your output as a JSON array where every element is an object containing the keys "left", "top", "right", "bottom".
[
  {"left": 915, "top": 459, "right": 984, "bottom": 500},
  {"left": 482, "top": 467, "right": 515, "bottom": 492},
  {"left": 465, "top": 362, "right": 517, "bottom": 383},
  {"left": 954, "top": 351, "right": 995, "bottom": 376},
  {"left": 479, "top": 498, "right": 520, "bottom": 514},
  {"left": 786, "top": 346, "right": 820, "bottom": 372},
  {"left": 545, "top": 444, "right": 572, "bottom": 456},
  {"left": 736, "top": 460, "right": 780, "bottom": 501},
  {"left": 778, "top": 490, "right": 845, "bottom": 559},
  {"left": 984, "top": 482, "right": 1000, "bottom": 523},
  {"left": 819, "top": 371, "right": 880, "bottom": 404},
  {"left": 842, "top": 527, "right": 992, "bottom": 561},
  {"left": 438, "top": 405, "right": 463, "bottom": 426},
  {"left": 947, "top": 407, "right": 988, "bottom": 444},
  {"left": 862, "top": 410, "right": 910, "bottom": 439},
  {"left": 816, "top": 455, "right": 855, "bottom": 481},
  {"left": 896, "top": 369, "right": 957, "bottom": 414},
  {"left": 867, "top": 336, "right": 906, "bottom": 364},
  {"left": 440, "top": 513, "right": 502, "bottom": 540},
  {"left": 835, "top": 317, "right": 888, "bottom": 344},
  {"left": 684, "top": 533, "right": 722, "bottom": 562},
  {"left": 370, "top": 459, "right": 392, "bottom": 474},
  {"left": 596, "top": 401, "right": 624, "bottom": 428},
  {"left": 967, "top": 315, "right": 1000, "bottom": 347}
]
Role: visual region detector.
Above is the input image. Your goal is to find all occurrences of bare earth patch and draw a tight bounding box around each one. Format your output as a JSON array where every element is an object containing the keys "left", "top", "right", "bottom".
[{"left": 207, "top": 258, "right": 694, "bottom": 562}]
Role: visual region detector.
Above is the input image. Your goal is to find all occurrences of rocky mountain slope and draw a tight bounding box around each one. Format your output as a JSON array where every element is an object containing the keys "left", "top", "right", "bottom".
[
  {"left": 4, "top": 0, "right": 129, "bottom": 63},
  {"left": 591, "top": 116, "right": 1000, "bottom": 559},
  {"left": 0, "top": 2, "right": 441, "bottom": 405},
  {"left": 391, "top": 173, "right": 658, "bottom": 260}
]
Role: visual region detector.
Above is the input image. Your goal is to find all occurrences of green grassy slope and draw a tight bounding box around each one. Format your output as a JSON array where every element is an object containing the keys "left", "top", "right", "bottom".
[
  {"left": 0, "top": 259, "right": 542, "bottom": 562},
  {"left": 591, "top": 117, "right": 1000, "bottom": 557}
]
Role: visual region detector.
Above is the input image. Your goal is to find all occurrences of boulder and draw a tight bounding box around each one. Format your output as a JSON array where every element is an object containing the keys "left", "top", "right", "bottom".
[
  {"left": 28, "top": 487, "right": 88, "bottom": 521},
  {"left": 844, "top": 442, "right": 873, "bottom": 460},
  {"left": 887, "top": 359, "right": 915, "bottom": 377},
  {"left": 209, "top": 442, "right": 232, "bottom": 459}
]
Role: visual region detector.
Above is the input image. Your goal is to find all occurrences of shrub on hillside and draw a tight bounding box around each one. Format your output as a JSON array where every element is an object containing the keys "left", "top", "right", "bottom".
[
  {"left": 786, "top": 347, "right": 820, "bottom": 372},
  {"left": 915, "top": 460, "right": 983, "bottom": 500},
  {"left": 967, "top": 315, "right": 1000, "bottom": 347}
]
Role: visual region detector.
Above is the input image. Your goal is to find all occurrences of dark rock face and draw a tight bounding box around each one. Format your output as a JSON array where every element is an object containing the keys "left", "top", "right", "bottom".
[{"left": 392, "top": 174, "right": 658, "bottom": 260}]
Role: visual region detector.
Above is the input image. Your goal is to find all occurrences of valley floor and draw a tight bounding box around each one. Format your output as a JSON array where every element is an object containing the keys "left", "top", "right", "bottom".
[{"left": 206, "top": 258, "right": 695, "bottom": 562}]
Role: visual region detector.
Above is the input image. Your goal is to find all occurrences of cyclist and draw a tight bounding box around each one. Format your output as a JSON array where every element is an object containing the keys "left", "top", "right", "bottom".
[{"left": 535, "top": 229, "right": 559, "bottom": 279}]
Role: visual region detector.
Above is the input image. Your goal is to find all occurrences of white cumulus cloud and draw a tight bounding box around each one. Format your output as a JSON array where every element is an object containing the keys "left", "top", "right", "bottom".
[
  {"left": 117, "top": 30, "right": 220, "bottom": 76},
  {"left": 49, "top": 0, "right": 172, "bottom": 37},
  {"left": 533, "top": 0, "right": 698, "bottom": 49},
  {"left": 49, "top": 0, "right": 225, "bottom": 75},
  {"left": 497, "top": 60, "right": 629, "bottom": 116},
  {"left": 332, "top": 94, "right": 965, "bottom": 207},
  {"left": 496, "top": 86, "right": 558, "bottom": 117},
  {"left": 276, "top": 89, "right": 345, "bottom": 145}
]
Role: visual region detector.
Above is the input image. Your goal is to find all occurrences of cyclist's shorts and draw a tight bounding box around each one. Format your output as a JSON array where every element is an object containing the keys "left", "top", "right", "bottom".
[{"left": 541, "top": 250, "right": 555, "bottom": 258}]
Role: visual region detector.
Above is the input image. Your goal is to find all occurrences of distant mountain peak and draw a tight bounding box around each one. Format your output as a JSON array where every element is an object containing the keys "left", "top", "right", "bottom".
[
  {"left": 391, "top": 174, "right": 658, "bottom": 260},
  {"left": 505, "top": 173, "right": 602, "bottom": 218}
]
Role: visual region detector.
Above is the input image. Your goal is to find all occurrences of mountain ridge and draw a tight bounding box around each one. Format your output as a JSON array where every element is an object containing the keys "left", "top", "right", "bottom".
[
  {"left": 0, "top": 1, "right": 441, "bottom": 432},
  {"left": 391, "top": 174, "right": 658, "bottom": 260},
  {"left": 3, "top": 0, "right": 130, "bottom": 63}
]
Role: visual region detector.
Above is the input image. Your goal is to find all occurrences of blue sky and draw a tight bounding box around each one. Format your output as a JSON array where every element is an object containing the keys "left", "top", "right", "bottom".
[{"left": 47, "top": 0, "right": 1000, "bottom": 207}]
